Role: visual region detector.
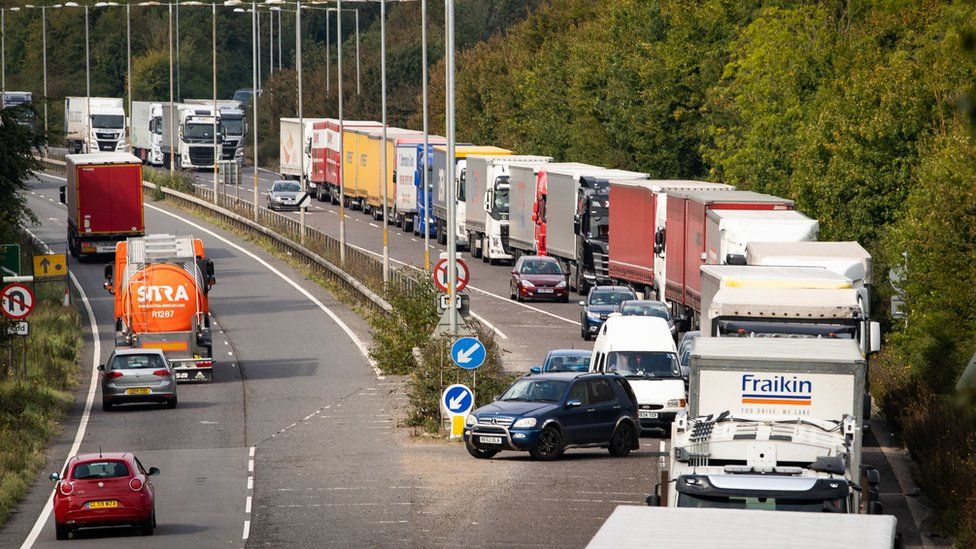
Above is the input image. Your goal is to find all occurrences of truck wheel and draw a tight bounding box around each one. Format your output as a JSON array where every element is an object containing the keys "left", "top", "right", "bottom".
[
  {"left": 471, "top": 236, "right": 482, "bottom": 259},
  {"left": 608, "top": 423, "right": 636, "bottom": 457},
  {"left": 67, "top": 229, "right": 79, "bottom": 258},
  {"left": 404, "top": 219, "right": 414, "bottom": 233},
  {"left": 437, "top": 223, "right": 447, "bottom": 245}
]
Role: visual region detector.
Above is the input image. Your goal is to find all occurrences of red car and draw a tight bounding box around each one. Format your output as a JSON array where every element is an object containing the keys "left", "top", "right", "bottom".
[
  {"left": 510, "top": 255, "right": 570, "bottom": 302},
  {"left": 49, "top": 452, "right": 159, "bottom": 540}
]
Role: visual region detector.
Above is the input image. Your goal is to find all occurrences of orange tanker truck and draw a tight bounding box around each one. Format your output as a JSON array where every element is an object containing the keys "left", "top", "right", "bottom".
[{"left": 103, "top": 234, "right": 216, "bottom": 382}]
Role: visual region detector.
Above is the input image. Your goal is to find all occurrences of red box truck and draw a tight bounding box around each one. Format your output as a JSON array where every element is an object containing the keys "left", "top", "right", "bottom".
[
  {"left": 61, "top": 152, "right": 145, "bottom": 259},
  {"left": 663, "top": 190, "right": 793, "bottom": 323}
]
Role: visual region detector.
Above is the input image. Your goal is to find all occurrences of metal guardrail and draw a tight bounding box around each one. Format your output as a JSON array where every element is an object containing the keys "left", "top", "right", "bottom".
[{"left": 36, "top": 156, "right": 423, "bottom": 316}]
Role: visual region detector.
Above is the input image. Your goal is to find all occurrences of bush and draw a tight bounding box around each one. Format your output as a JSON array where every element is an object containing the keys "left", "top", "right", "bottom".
[
  {"left": 145, "top": 169, "right": 196, "bottom": 197},
  {"left": 368, "top": 280, "right": 439, "bottom": 375}
]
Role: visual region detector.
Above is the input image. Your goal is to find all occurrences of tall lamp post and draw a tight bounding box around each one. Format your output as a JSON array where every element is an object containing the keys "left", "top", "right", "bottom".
[{"left": 444, "top": 0, "right": 457, "bottom": 333}]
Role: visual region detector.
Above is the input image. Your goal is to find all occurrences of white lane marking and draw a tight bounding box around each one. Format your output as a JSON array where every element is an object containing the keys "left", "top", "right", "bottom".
[
  {"left": 245, "top": 496, "right": 252, "bottom": 514},
  {"left": 242, "top": 520, "right": 251, "bottom": 540},
  {"left": 469, "top": 312, "right": 509, "bottom": 340},
  {"left": 368, "top": 222, "right": 379, "bottom": 228},
  {"left": 247, "top": 477, "right": 253, "bottom": 490},
  {"left": 142, "top": 203, "right": 382, "bottom": 377},
  {"left": 249, "top": 446, "right": 256, "bottom": 457},
  {"left": 20, "top": 231, "right": 101, "bottom": 549},
  {"left": 248, "top": 459, "right": 254, "bottom": 473}
]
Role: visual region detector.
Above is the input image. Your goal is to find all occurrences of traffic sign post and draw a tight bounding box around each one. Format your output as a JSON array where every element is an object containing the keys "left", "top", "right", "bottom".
[
  {"left": 1, "top": 244, "right": 20, "bottom": 277},
  {"left": 436, "top": 293, "right": 470, "bottom": 316},
  {"left": 441, "top": 383, "right": 474, "bottom": 439},
  {"left": 1, "top": 283, "right": 35, "bottom": 320},
  {"left": 6, "top": 321, "right": 28, "bottom": 337},
  {"left": 297, "top": 192, "right": 312, "bottom": 210},
  {"left": 33, "top": 253, "right": 68, "bottom": 280},
  {"left": 450, "top": 337, "right": 486, "bottom": 370}
]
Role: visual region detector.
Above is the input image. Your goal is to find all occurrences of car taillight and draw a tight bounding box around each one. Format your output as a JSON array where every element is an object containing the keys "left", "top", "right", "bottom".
[
  {"left": 105, "top": 371, "right": 124, "bottom": 379},
  {"left": 196, "top": 360, "right": 213, "bottom": 368},
  {"left": 153, "top": 369, "right": 171, "bottom": 377},
  {"left": 59, "top": 481, "right": 74, "bottom": 496},
  {"left": 129, "top": 478, "right": 143, "bottom": 492}
]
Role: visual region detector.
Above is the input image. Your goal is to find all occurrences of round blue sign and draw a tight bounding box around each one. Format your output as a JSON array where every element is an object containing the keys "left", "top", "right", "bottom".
[{"left": 450, "top": 337, "right": 486, "bottom": 370}]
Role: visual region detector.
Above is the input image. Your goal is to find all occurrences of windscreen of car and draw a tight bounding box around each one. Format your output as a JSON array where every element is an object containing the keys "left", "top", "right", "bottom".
[
  {"left": 72, "top": 460, "right": 130, "bottom": 480},
  {"left": 184, "top": 123, "right": 217, "bottom": 140},
  {"left": 605, "top": 351, "right": 681, "bottom": 379},
  {"left": 716, "top": 320, "right": 857, "bottom": 340},
  {"left": 222, "top": 118, "right": 244, "bottom": 136},
  {"left": 91, "top": 114, "right": 125, "bottom": 129},
  {"left": 677, "top": 493, "right": 847, "bottom": 513},
  {"left": 273, "top": 182, "right": 302, "bottom": 193},
  {"left": 589, "top": 291, "right": 634, "bottom": 306},
  {"left": 499, "top": 379, "right": 569, "bottom": 403},
  {"left": 520, "top": 260, "right": 562, "bottom": 275},
  {"left": 620, "top": 304, "right": 670, "bottom": 320},
  {"left": 544, "top": 354, "right": 590, "bottom": 372},
  {"left": 111, "top": 354, "right": 166, "bottom": 370}
]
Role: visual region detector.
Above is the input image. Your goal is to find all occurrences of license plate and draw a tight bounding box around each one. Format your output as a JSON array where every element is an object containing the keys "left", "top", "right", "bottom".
[
  {"left": 537, "top": 288, "right": 554, "bottom": 293},
  {"left": 88, "top": 500, "right": 119, "bottom": 509},
  {"left": 96, "top": 245, "right": 117, "bottom": 253},
  {"left": 126, "top": 387, "right": 151, "bottom": 395},
  {"left": 479, "top": 436, "right": 503, "bottom": 445},
  {"left": 639, "top": 411, "right": 659, "bottom": 419}
]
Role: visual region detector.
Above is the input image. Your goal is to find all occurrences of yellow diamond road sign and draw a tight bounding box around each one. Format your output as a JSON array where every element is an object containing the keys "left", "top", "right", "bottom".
[{"left": 33, "top": 253, "right": 67, "bottom": 279}]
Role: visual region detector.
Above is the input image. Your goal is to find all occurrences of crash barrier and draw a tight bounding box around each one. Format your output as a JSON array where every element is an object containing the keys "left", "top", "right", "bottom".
[{"left": 37, "top": 156, "right": 427, "bottom": 316}]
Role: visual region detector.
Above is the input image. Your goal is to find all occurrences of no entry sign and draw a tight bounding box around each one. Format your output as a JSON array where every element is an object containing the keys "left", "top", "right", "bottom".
[{"left": 433, "top": 258, "right": 470, "bottom": 293}]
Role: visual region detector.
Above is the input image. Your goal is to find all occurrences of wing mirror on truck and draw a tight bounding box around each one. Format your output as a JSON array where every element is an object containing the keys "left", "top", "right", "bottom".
[
  {"left": 205, "top": 258, "right": 216, "bottom": 288},
  {"left": 103, "top": 265, "right": 114, "bottom": 294},
  {"left": 59, "top": 186, "right": 66, "bottom": 204},
  {"left": 653, "top": 228, "right": 666, "bottom": 255}
]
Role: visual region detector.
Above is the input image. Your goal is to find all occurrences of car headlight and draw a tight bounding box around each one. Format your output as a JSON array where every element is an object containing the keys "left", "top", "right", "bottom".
[
  {"left": 465, "top": 414, "right": 477, "bottom": 426},
  {"left": 520, "top": 279, "right": 535, "bottom": 288},
  {"left": 555, "top": 280, "right": 566, "bottom": 289},
  {"left": 586, "top": 311, "right": 602, "bottom": 320},
  {"left": 667, "top": 399, "right": 687, "bottom": 408},
  {"left": 512, "top": 417, "right": 537, "bottom": 429}
]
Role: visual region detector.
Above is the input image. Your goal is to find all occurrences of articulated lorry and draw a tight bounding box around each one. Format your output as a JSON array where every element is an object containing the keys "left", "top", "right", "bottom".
[
  {"left": 64, "top": 97, "right": 127, "bottom": 154},
  {"left": 607, "top": 180, "right": 734, "bottom": 300},
  {"left": 185, "top": 100, "right": 245, "bottom": 162},
  {"left": 649, "top": 338, "right": 886, "bottom": 518},
  {"left": 130, "top": 101, "right": 163, "bottom": 166},
  {"left": 588, "top": 506, "right": 898, "bottom": 549},
  {"left": 363, "top": 129, "right": 423, "bottom": 219},
  {"left": 394, "top": 135, "right": 447, "bottom": 234},
  {"left": 464, "top": 155, "right": 551, "bottom": 264},
  {"left": 310, "top": 119, "right": 382, "bottom": 203},
  {"left": 663, "top": 190, "right": 796, "bottom": 325},
  {"left": 431, "top": 145, "right": 513, "bottom": 247},
  {"left": 507, "top": 164, "right": 647, "bottom": 293},
  {"left": 3, "top": 91, "right": 35, "bottom": 128},
  {"left": 161, "top": 104, "right": 222, "bottom": 170},
  {"left": 104, "top": 234, "right": 216, "bottom": 383},
  {"left": 338, "top": 126, "right": 421, "bottom": 213},
  {"left": 507, "top": 162, "right": 592, "bottom": 259},
  {"left": 279, "top": 117, "right": 327, "bottom": 188},
  {"left": 61, "top": 153, "right": 145, "bottom": 259}
]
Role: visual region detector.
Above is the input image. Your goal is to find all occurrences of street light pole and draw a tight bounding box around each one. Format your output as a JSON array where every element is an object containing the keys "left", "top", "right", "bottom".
[
  {"left": 176, "top": 1, "right": 181, "bottom": 101},
  {"left": 127, "top": 2, "right": 132, "bottom": 153},
  {"left": 212, "top": 1, "right": 218, "bottom": 204},
  {"left": 325, "top": 9, "right": 329, "bottom": 93},
  {"left": 269, "top": 6, "right": 274, "bottom": 75},
  {"left": 252, "top": 2, "right": 258, "bottom": 218},
  {"left": 296, "top": 0, "right": 305, "bottom": 245},
  {"left": 42, "top": 6, "right": 48, "bottom": 143},
  {"left": 277, "top": 8, "right": 281, "bottom": 70},
  {"left": 85, "top": 5, "right": 91, "bottom": 154},
  {"left": 355, "top": 8, "right": 360, "bottom": 95},
  {"left": 169, "top": 2, "right": 175, "bottom": 172},
  {"left": 337, "top": 0, "right": 345, "bottom": 264},
  {"left": 256, "top": 9, "right": 261, "bottom": 89},
  {"left": 445, "top": 0, "right": 457, "bottom": 334},
  {"left": 380, "top": 0, "right": 389, "bottom": 284},
  {"left": 422, "top": 0, "right": 429, "bottom": 269},
  {"left": 2, "top": 7, "right": 6, "bottom": 100}
]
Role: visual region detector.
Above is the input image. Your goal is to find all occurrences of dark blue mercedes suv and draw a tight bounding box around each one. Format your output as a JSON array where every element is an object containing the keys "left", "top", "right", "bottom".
[{"left": 463, "top": 372, "right": 640, "bottom": 461}]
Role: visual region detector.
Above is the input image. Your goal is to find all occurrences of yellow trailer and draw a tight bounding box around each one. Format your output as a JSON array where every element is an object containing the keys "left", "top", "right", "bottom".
[
  {"left": 364, "top": 128, "right": 422, "bottom": 219},
  {"left": 340, "top": 127, "right": 374, "bottom": 209}
]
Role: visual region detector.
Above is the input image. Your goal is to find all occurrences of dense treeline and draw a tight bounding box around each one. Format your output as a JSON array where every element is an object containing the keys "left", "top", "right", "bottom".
[{"left": 440, "top": 0, "right": 976, "bottom": 539}]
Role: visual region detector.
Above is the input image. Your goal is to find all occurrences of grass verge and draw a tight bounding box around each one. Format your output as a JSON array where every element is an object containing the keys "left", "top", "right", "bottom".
[{"left": 0, "top": 234, "right": 82, "bottom": 527}]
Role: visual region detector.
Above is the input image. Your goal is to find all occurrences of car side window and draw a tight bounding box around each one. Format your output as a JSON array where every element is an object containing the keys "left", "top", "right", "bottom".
[
  {"left": 587, "top": 379, "right": 616, "bottom": 404},
  {"left": 612, "top": 377, "right": 639, "bottom": 406},
  {"left": 567, "top": 381, "right": 588, "bottom": 405}
]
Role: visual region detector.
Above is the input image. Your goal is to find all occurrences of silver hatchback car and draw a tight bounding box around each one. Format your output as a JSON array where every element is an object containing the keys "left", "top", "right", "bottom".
[{"left": 99, "top": 348, "right": 178, "bottom": 411}]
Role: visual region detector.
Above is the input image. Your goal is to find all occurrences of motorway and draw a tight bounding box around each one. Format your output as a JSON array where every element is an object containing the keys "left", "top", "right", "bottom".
[{"left": 0, "top": 172, "right": 673, "bottom": 548}]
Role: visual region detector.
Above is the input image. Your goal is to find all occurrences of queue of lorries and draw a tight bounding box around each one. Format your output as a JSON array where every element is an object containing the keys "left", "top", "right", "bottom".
[{"left": 277, "top": 118, "right": 894, "bottom": 545}]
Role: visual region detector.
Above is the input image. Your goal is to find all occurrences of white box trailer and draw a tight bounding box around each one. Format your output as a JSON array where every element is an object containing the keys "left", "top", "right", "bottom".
[
  {"left": 505, "top": 163, "right": 596, "bottom": 255},
  {"left": 705, "top": 209, "right": 819, "bottom": 265},
  {"left": 130, "top": 101, "right": 163, "bottom": 165},
  {"left": 279, "top": 117, "right": 327, "bottom": 183},
  {"left": 588, "top": 506, "right": 897, "bottom": 549}
]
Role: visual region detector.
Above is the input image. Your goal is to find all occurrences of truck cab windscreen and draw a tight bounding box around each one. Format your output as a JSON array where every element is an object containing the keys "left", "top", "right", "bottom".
[
  {"left": 184, "top": 123, "right": 218, "bottom": 141},
  {"left": 91, "top": 114, "right": 125, "bottom": 129},
  {"left": 677, "top": 493, "right": 847, "bottom": 513},
  {"left": 493, "top": 187, "right": 510, "bottom": 216},
  {"left": 716, "top": 320, "right": 857, "bottom": 340},
  {"left": 606, "top": 352, "right": 681, "bottom": 379},
  {"left": 153, "top": 116, "right": 163, "bottom": 135},
  {"left": 584, "top": 202, "right": 609, "bottom": 240},
  {"left": 222, "top": 118, "right": 244, "bottom": 136}
]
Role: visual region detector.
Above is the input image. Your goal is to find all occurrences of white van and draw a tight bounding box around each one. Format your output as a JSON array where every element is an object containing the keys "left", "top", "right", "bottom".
[{"left": 589, "top": 316, "right": 685, "bottom": 434}]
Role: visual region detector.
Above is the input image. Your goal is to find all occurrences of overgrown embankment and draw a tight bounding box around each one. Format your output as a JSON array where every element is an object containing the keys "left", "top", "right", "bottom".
[{"left": 0, "top": 235, "right": 82, "bottom": 527}]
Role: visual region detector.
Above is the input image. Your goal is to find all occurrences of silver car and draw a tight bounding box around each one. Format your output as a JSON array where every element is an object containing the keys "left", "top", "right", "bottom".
[
  {"left": 99, "top": 348, "right": 177, "bottom": 411},
  {"left": 266, "top": 180, "right": 303, "bottom": 211}
]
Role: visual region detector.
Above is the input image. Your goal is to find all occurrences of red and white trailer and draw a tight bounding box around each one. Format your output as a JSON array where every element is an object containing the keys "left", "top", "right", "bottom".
[{"left": 309, "top": 119, "right": 381, "bottom": 203}]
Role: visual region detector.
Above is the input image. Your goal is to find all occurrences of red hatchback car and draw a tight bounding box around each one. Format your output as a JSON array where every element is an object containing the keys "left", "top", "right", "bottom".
[
  {"left": 510, "top": 255, "right": 570, "bottom": 302},
  {"left": 49, "top": 452, "right": 159, "bottom": 540}
]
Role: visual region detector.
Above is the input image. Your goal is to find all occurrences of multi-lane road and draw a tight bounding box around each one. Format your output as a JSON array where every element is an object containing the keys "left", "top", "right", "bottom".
[{"left": 1, "top": 172, "right": 675, "bottom": 548}]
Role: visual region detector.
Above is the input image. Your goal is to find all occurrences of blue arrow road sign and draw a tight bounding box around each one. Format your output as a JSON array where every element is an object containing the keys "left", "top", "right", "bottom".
[
  {"left": 442, "top": 384, "right": 474, "bottom": 416},
  {"left": 450, "top": 337, "right": 486, "bottom": 370}
]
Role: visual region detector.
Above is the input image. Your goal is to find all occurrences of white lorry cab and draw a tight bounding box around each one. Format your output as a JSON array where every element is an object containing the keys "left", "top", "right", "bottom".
[
  {"left": 589, "top": 316, "right": 685, "bottom": 433},
  {"left": 649, "top": 338, "right": 887, "bottom": 519}
]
